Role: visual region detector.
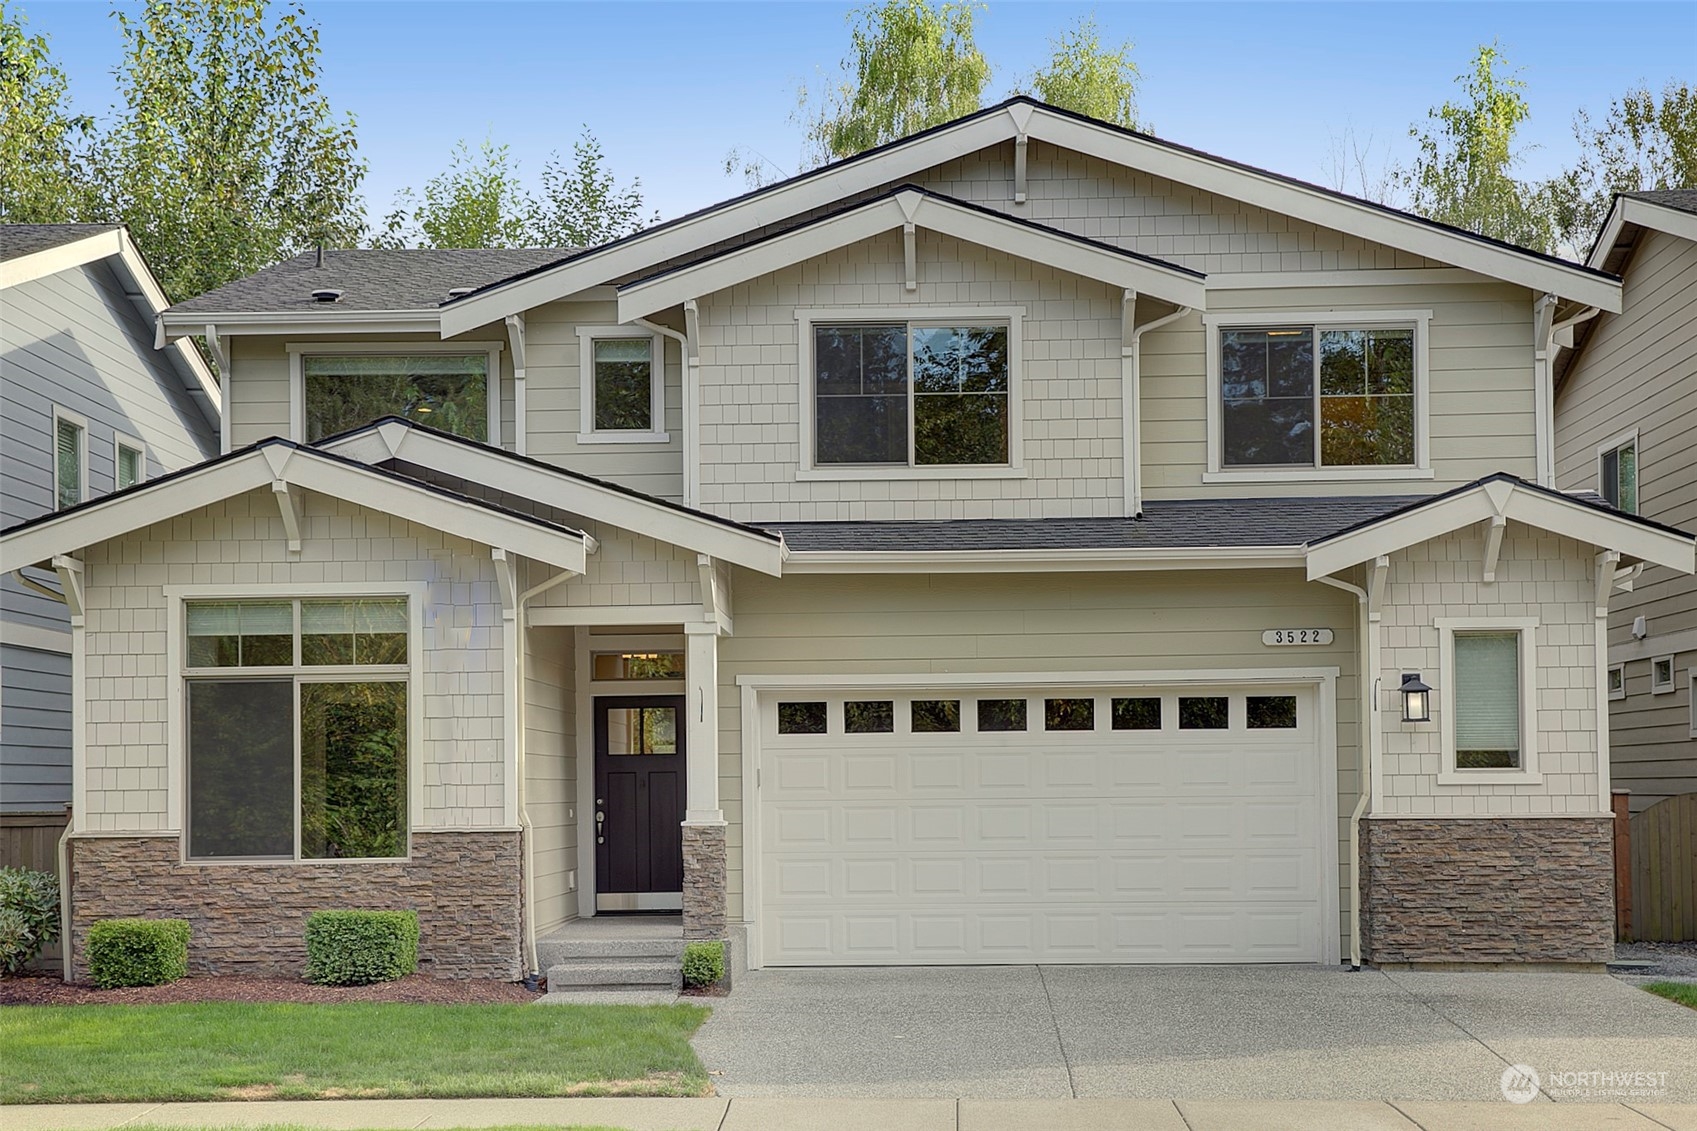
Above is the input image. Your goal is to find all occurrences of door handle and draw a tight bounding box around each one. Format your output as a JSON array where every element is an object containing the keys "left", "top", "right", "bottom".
[{"left": 596, "top": 805, "right": 605, "bottom": 844}]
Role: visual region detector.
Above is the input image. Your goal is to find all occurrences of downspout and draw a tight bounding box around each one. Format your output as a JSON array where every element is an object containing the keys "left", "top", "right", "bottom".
[
  {"left": 513, "top": 563, "right": 578, "bottom": 981},
  {"left": 1123, "top": 302, "right": 1192, "bottom": 517},
  {"left": 1315, "top": 571, "right": 1373, "bottom": 970},
  {"left": 633, "top": 313, "right": 696, "bottom": 506}
]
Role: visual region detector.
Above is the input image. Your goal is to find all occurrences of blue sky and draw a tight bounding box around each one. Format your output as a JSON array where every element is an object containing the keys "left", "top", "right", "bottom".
[{"left": 19, "top": 1, "right": 1697, "bottom": 231}]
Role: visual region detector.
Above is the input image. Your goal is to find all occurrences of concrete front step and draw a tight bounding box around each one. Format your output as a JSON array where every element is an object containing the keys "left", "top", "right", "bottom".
[
  {"left": 535, "top": 936, "right": 688, "bottom": 967},
  {"left": 546, "top": 962, "right": 682, "bottom": 991}
]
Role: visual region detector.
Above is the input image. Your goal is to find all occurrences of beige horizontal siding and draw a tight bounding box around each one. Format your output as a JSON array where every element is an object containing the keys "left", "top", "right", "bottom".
[{"left": 524, "top": 618, "right": 577, "bottom": 932}]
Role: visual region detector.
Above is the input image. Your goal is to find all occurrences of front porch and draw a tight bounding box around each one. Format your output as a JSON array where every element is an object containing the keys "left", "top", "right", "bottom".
[{"left": 536, "top": 914, "right": 688, "bottom": 995}]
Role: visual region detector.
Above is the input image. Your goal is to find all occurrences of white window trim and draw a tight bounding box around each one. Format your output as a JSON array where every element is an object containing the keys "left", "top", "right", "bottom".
[
  {"left": 1433, "top": 616, "right": 1541, "bottom": 786},
  {"left": 1595, "top": 426, "right": 1639, "bottom": 514},
  {"left": 113, "top": 432, "right": 147, "bottom": 491},
  {"left": 1202, "top": 309, "right": 1433, "bottom": 483},
  {"left": 163, "top": 581, "right": 427, "bottom": 865},
  {"left": 1651, "top": 654, "right": 1676, "bottom": 694},
  {"left": 795, "top": 305, "right": 1028, "bottom": 481},
  {"left": 576, "top": 325, "right": 669, "bottom": 444},
  {"left": 1607, "top": 662, "right": 1626, "bottom": 701},
  {"left": 287, "top": 341, "right": 504, "bottom": 448},
  {"left": 50, "top": 405, "right": 89, "bottom": 510}
]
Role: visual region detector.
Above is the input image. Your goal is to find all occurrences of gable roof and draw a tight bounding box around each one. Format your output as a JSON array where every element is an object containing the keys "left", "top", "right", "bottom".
[
  {"left": 440, "top": 96, "right": 1620, "bottom": 335},
  {"left": 617, "top": 185, "right": 1207, "bottom": 319},
  {"left": 0, "top": 437, "right": 589, "bottom": 576},
  {"left": 0, "top": 224, "right": 220, "bottom": 430},
  {"left": 1305, "top": 472, "right": 1694, "bottom": 579}
]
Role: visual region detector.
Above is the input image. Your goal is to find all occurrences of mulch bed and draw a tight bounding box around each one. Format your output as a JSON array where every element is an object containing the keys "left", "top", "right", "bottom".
[{"left": 0, "top": 971, "right": 542, "bottom": 1006}]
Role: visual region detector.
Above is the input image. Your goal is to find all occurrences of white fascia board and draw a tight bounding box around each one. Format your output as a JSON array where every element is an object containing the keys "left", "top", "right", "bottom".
[
  {"left": 619, "top": 191, "right": 1205, "bottom": 320},
  {"left": 316, "top": 425, "right": 785, "bottom": 575},
  {"left": 440, "top": 115, "right": 1018, "bottom": 337},
  {"left": 158, "top": 310, "right": 443, "bottom": 338},
  {"left": 1031, "top": 113, "right": 1623, "bottom": 313},
  {"left": 1304, "top": 483, "right": 1695, "bottom": 578},
  {"left": 0, "top": 230, "right": 124, "bottom": 290},
  {"left": 782, "top": 545, "right": 1305, "bottom": 574},
  {"left": 1584, "top": 197, "right": 1697, "bottom": 271},
  {"left": 105, "top": 233, "right": 223, "bottom": 417},
  {"left": 1587, "top": 198, "right": 1632, "bottom": 269}
]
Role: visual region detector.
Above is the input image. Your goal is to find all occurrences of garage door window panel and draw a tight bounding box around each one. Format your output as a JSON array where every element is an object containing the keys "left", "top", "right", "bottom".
[
  {"left": 846, "top": 700, "right": 894, "bottom": 734},
  {"left": 1044, "top": 698, "right": 1095, "bottom": 731},
  {"left": 1179, "top": 696, "right": 1230, "bottom": 730},
  {"left": 977, "top": 698, "right": 1027, "bottom": 732},
  {"left": 1247, "top": 695, "right": 1298, "bottom": 729},
  {"left": 1112, "top": 697, "right": 1162, "bottom": 730},
  {"left": 778, "top": 702, "right": 828, "bottom": 735},
  {"left": 912, "top": 700, "right": 961, "bottom": 733}
]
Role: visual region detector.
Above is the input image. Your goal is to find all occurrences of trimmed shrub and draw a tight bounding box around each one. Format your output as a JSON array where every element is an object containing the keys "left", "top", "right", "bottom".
[
  {"left": 0, "top": 867, "right": 60, "bottom": 975},
  {"left": 86, "top": 918, "right": 190, "bottom": 988},
  {"left": 304, "top": 909, "right": 419, "bottom": 985},
  {"left": 681, "top": 940, "right": 725, "bottom": 988}
]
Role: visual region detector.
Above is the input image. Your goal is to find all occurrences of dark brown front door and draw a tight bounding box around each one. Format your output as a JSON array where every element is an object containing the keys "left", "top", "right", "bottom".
[{"left": 594, "top": 695, "right": 685, "bottom": 908}]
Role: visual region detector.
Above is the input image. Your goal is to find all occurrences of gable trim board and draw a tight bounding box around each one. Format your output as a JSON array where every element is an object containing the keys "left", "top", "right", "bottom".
[
  {"left": 616, "top": 186, "right": 1208, "bottom": 320},
  {"left": 314, "top": 418, "right": 786, "bottom": 575},
  {"left": 0, "top": 439, "right": 590, "bottom": 577},
  {"left": 441, "top": 98, "right": 1619, "bottom": 336},
  {"left": 1588, "top": 195, "right": 1697, "bottom": 271},
  {"left": 2, "top": 226, "right": 221, "bottom": 428}
]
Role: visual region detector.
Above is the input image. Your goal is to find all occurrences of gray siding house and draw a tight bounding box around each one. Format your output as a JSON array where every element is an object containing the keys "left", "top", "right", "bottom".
[
  {"left": 1555, "top": 190, "right": 1697, "bottom": 815},
  {"left": 1, "top": 225, "right": 219, "bottom": 823}
]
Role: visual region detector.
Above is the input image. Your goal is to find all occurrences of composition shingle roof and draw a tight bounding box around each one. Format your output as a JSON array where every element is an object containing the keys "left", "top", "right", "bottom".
[
  {"left": 1625, "top": 189, "right": 1697, "bottom": 215},
  {"left": 0, "top": 223, "right": 120, "bottom": 262},
  {"left": 762, "top": 496, "right": 1429, "bottom": 553},
  {"left": 168, "top": 247, "right": 578, "bottom": 315}
]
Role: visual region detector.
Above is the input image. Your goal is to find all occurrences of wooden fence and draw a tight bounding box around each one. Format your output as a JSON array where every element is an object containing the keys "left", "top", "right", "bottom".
[
  {"left": 1631, "top": 792, "right": 1697, "bottom": 942},
  {"left": 0, "top": 811, "right": 68, "bottom": 875}
]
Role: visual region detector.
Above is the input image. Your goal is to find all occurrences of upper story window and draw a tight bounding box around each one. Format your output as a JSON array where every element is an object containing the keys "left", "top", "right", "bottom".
[
  {"left": 115, "top": 434, "right": 145, "bottom": 490},
  {"left": 577, "top": 327, "right": 667, "bottom": 444},
  {"left": 1206, "top": 312, "right": 1430, "bottom": 481},
  {"left": 52, "top": 408, "right": 86, "bottom": 510},
  {"left": 294, "top": 347, "right": 499, "bottom": 444},
  {"left": 1597, "top": 431, "right": 1637, "bottom": 514},
  {"left": 814, "top": 322, "right": 1010, "bottom": 467},
  {"left": 184, "top": 597, "right": 411, "bottom": 861}
]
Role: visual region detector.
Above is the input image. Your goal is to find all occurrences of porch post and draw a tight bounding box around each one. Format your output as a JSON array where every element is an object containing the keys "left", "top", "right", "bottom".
[{"left": 681, "top": 623, "right": 727, "bottom": 938}]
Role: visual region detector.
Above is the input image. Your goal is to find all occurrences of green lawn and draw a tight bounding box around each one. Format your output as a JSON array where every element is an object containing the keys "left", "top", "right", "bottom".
[
  {"left": 1645, "top": 981, "right": 1697, "bottom": 1010},
  {"left": 0, "top": 1002, "right": 710, "bottom": 1103}
]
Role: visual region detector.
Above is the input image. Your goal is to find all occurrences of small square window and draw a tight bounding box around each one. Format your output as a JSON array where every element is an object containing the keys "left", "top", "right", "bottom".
[
  {"left": 977, "top": 698, "right": 1027, "bottom": 732},
  {"left": 1246, "top": 695, "right": 1297, "bottom": 729},
  {"left": 845, "top": 701, "right": 893, "bottom": 734},
  {"left": 1111, "top": 697, "right": 1162, "bottom": 730},
  {"left": 778, "top": 702, "right": 828, "bottom": 734},
  {"left": 911, "top": 700, "right": 960, "bottom": 733},
  {"left": 1044, "top": 698, "right": 1094, "bottom": 731},
  {"left": 1607, "top": 664, "right": 1626, "bottom": 701},
  {"left": 1599, "top": 436, "right": 1638, "bottom": 514},
  {"left": 1179, "top": 697, "right": 1229, "bottom": 730},
  {"left": 1652, "top": 656, "right": 1675, "bottom": 695}
]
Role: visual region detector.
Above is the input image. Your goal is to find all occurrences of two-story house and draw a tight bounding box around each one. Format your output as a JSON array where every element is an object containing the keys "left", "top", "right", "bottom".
[
  {"left": 1555, "top": 190, "right": 1697, "bottom": 821},
  {"left": 5, "top": 101, "right": 1691, "bottom": 981},
  {"left": 1, "top": 225, "right": 219, "bottom": 851}
]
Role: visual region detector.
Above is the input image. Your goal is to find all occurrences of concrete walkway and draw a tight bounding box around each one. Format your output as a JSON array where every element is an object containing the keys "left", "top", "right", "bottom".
[
  {"left": 693, "top": 966, "right": 1697, "bottom": 1100},
  {"left": 4, "top": 1097, "right": 1696, "bottom": 1130}
]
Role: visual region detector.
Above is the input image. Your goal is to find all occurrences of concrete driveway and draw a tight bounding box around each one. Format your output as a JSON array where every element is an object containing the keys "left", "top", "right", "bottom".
[{"left": 692, "top": 965, "right": 1697, "bottom": 1102}]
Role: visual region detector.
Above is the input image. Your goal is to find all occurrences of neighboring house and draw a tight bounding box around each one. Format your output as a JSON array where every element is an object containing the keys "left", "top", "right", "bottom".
[
  {"left": 0, "top": 225, "right": 219, "bottom": 842},
  {"left": 1554, "top": 190, "right": 1697, "bottom": 816},
  {"left": 4, "top": 101, "right": 1691, "bottom": 981}
]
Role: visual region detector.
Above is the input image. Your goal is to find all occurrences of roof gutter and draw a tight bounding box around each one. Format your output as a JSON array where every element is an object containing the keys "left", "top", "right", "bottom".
[
  {"left": 157, "top": 309, "right": 443, "bottom": 338},
  {"left": 781, "top": 545, "right": 1308, "bottom": 574}
]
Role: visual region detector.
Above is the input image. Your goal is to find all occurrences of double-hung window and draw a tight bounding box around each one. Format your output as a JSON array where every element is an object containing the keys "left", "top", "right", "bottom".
[
  {"left": 1437, "top": 618, "right": 1539, "bottom": 783},
  {"left": 812, "top": 320, "right": 1012, "bottom": 467},
  {"left": 1598, "top": 432, "right": 1638, "bottom": 513},
  {"left": 298, "top": 350, "right": 496, "bottom": 443},
  {"left": 184, "top": 597, "right": 411, "bottom": 861},
  {"left": 577, "top": 327, "right": 666, "bottom": 442},
  {"left": 52, "top": 408, "right": 86, "bottom": 510},
  {"left": 1213, "top": 316, "right": 1423, "bottom": 473}
]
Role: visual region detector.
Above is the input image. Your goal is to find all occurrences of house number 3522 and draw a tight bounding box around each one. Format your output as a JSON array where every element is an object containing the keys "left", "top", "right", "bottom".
[{"left": 1262, "top": 628, "right": 1334, "bottom": 646}]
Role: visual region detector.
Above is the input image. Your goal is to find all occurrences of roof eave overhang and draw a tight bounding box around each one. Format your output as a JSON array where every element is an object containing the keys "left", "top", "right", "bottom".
[
  {"left": 1304, "top": 480, "right": 1695, "bottom": 580},
  {"left": 1, "top": 443, "right": 588, "bottom": 576},
  {"left": 1586, "top": 196, "right": 1697, "bottom": 271},
  {"left": 782, "top": 545, "right": 1305, "bottom": 574},
  {"left": 158, "top": 309, "right": 444, "bottom": 339},
  {"left": 317, "top": 422, "right": 787, "bottom": 576}
]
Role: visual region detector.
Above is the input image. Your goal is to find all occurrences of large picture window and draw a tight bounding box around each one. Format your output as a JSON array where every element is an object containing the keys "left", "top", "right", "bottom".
[
  {"left": 814, "top": 322, "right": 1010, "bottom": 467},
  {"left": 185, "top": 597, "right": 410, "bottom": 861},
  {"left": 302, "top": 353, "right": 490, "bottom": 442},
  {"left": 1217, "top": 320, "right": 1418, "bottom": 470}
]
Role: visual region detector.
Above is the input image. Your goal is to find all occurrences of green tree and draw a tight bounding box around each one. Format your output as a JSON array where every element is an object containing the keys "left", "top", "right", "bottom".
[
  {"left": 1020, "top": 16, "right": 1143, "bottom": 130},
  {"left": 1400, "top": 43, "right": 1553, "bottom": 252},
  {"left": 0, "top": 6, "right": 95, "bottom": 222},
  {"left": 800, "top": 0, "right": 990, "bottom": 164},
  {"left": 1548, "top": 81, "right": 1697, "bottom": 257},
  {"left": 90, "top": 0, "right": 366, "bottom": 300},
  {"left": 530, "top": 128, "right": 657, "bottom": 248},
  {"left": 375, "top": 137, "right": 530, "bottom": 249}
]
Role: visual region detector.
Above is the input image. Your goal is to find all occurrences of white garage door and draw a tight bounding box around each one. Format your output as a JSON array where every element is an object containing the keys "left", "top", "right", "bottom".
[{"left": 757, "top": 684, "right": 1328, "bottom": 965}]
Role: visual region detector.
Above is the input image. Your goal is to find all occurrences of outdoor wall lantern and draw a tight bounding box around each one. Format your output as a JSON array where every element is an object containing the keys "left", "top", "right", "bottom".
[{"left": 1399, "top": 673, "right": 1433, "bottom": 723}]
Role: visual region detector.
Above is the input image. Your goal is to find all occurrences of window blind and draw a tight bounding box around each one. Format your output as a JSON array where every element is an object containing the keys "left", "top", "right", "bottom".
[
  {"left": 1454, "top": 631, "right": 1520, "bottom": 752},
  {"left": 55, "top": 418, "right": 82, "bottom": 509}
]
